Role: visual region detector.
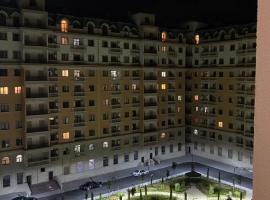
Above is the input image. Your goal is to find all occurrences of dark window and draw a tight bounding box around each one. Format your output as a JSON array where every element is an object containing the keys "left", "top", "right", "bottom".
[
  {"left": 63, "top": 101, "right": 69, "bottom": 108},
  {"left": 12, "top": 33, "right": 20, "bottom": 41},
  {"left": 29, "top": 0, "right": 37, "bottom": 7},
  {"left": 0, "top": 69, "right": 8, "bottom": 76},
  {"left": 0, "top": 14, "right": 6, "bottom": 26},
  {"left": 88, "top": 40, "right": 94, "bottom": 46}
]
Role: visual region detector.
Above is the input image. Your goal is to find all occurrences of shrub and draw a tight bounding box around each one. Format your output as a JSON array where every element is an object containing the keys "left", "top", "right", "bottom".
[
  {"left": 208, "top": 184, "right": 215, "bottom": 195},
  {"left": 175, "top": 183, "right": 181, "bottom": 192}
]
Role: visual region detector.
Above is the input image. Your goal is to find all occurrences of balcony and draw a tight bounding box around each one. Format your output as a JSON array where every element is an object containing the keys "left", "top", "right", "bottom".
[
  {"left": 48, "top": 43, "right": 60, "bottom": 48},
  {"left": 25, "top": 58, "right": 47, "bottom": 64},
  {"left": 26, "top": 110, "right": 48, "bottom": 116},
  {"left": 74, "top": 91, "right": 85, "bottom": 97},
  {"left": 132, "top": 115, "right": 140, "bottom": 120},
  {"left": 200, "top": 51, "right": 218, "bottom": 57},
  {"left": 74, "top": 107, "right": 86, "bottom": 112},
  {"left": 25, "top": 76, "right": 47, "bottom": 81},
  {"left": 111, "top": 103, "right": 121, "bottom": 109},
  {"left": 144, "top": 49, "right": 157, "bottom": 54},
  {"left": 144, "top": 102, "right": 157, "bottom": 107},
  {"left": 112, "top": 118, "right": 121, "bottom": 123},
  {"left": 109, "top": 48, "right": 123, "bottom": 54},
  {"left": 73, "top": 121, "right": 86, "bottom": 127},
  {"left": 71, "top": 44, "right": 85, "bottom": 50},
  {"left": 144, "top": 89, "right": 157, "bottom": 94},
  {"left": 27, "top": 143, "right": 49, "bottom": 150},
  {"left": 24, "top": 39, "right": 47, "bottom": 47},
  {"left": 27, "top": 157, "right": 49, "bottom": 167},
  {"left": 27, "top": 127, "right": 48, "bottom": 133},
  {"left": 26, "top": 93, "right": 48, "bottom": 99},
  {"left": 144, "top": 115, "right": 157, "bottom": 120},
  {"left": 144, "top": 127, "right": 157, "bottom": 133},
  {"left": 144, "top": 76, "right": 157, "bottom": 80}
]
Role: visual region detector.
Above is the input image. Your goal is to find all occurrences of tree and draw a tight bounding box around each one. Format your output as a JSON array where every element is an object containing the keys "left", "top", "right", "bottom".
[
  {"left": 131, "top": 187, "right": 136, "bottom": 196},
  {"left": 218, "top": 171, "right": 221, "bottom": 184},
  {"left": 85, "top": 192, "right": 88, "bottom": 200},
  {"left": 91, "top": 192, "right": 94, "bottom": 200},
  {"left": 218, "top": 191, "right": 220, "bottom": 200},
  {"left": 208, "top": 184, "right": 214, "bottom": 195},
  {"left": 99, "top": 193, "right": 102, "bottom": 200},
  {"left": 207, "top": 168, "right": 209, "bottom": 179},
  {"left": 127, "top": 189, "right": 131, "bottom": 200},
  {"left": 140, "top": 188, "right": 143, "bottom": 200},
  {"left": 240, "top": 192, "right": 243, "bottom": 200},
  {"left": 144, "top": 185, "right": 147, "bottom": 196},
  {"left": 184, "top": 192, "right": 187, "bottom": 200},
  {"left": 166, "top": 169, "right": 170, "bottom": 179},
  {"left": 169, "top": 184, "right": 173, "bottom": 200}
]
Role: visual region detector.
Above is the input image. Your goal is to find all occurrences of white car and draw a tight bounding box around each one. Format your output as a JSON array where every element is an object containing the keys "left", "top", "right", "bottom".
[{"left": 132, "top": 169, "right": 149, "bottom": 177}]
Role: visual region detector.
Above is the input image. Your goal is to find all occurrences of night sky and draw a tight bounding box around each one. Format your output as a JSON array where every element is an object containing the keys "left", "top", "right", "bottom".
[{"left": 46, "top": 0, "right": 257, "bottom": 27}]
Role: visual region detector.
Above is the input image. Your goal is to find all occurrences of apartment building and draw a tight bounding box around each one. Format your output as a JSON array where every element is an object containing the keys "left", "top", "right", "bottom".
[
  {"left": 0, "top": 0, "right": 256, "bottom": 196},
  {"left": 185, "top": 22, "right": 256, "bottom": 169},
  {"left": 0, "top": 0, "right": 186, "bottom": 195}
]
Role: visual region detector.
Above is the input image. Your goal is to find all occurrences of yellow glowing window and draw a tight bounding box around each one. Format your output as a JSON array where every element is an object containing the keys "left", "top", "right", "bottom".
[
  {"left": 218, "top": 122, "right": 223, "bottom": 128},
  {"left": 63, "top": 132, "right": 70, "bottom": 140},
  {"left": 161, "top": 45, "right": 167, "bottom": 52},
  {"left": 195, "top": 106, "right": 199, "bottom": 111},
  {"left": 62, "top": 70, "right": 69, "bottom": 77},
  {"left": 61, "top": 36, "right": 69, "bottom": 45},
  {"left": 195, "top": 34, "right": 200, "bottom": 45},
  {"left": 104, "top": 99, "right": 109, "bottom": 106},
  {"left": 14, "top": 86, "right": 21, "bottom": 94},
  {"left": 0, "top": 87, "right": 8, "bottom": 95},
  {"left": 1, "top": 157, "right": 10, "bottom": 165},
  {"left": 61, "top": 19, "right": 69, "bottom": 32},
  {"left": 161, "top": 31, "right": 167, "bottom": 42},
  {"left": 178, "top": 95, "right": 182, "bottom": 101},
  {"left": 161, "top": 84, "right": 166, "bottom": 90},
  {"left": 103, "top": 142, "right": 109, "bottom": 148},
  {"left": 177, "top": 107, "right": 181, "bottom": 112},
  {"left": 194, "top": 95, "right": 199, "bottom": 101},
  {"left": 161, "top": 72, "right": 166, "bottom": 77},
  {"left": 160, "top": 132, "right": 166, "bottom": 139}
]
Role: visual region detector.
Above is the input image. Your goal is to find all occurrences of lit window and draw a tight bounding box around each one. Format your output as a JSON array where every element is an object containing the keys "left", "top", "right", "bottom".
[
  {"left": 218, "top": 122, "right": 223, "bottom": 128},
  {"left": 195, "top": 34, "right": 200, "bottom": 45},
  {"left": 61, "top": 19, "right": 69, "bottom": 32},
  {"left": 161, "top": 84, "right": 166, "bottom": 90},
  {"left": 14, "top": 86, "right": 21, "bottom": 94},
  {"left": 104, "top": 99, "right": 109, "bottom": 106},
  {"left": 111, "top": 70, "right": 119, "bottom": 80},
  {"left": 177, "top": 95, "right": 182, "bottom": 101},
  {"left": 2, "top": 157, "right": 10, "bottom": 165},
  {"left": 0, "top": 87, "right": 8, "bottom": 95},
  {"left": 61, "top": 36, "right": 69, "bottom": 45},
  {"left": 132, "top": 84, "right": 137, "bottom": 90},
  {"left": 195, "top": 106, "right": 199, "bottom": 111},
  {"left": 161, "top": 72, "right": 166, "bottom": 77},
  {"left": 204, "top": 107, "right": 209, "bottom": 113},
  {"left": 161, "top": 31, "right": 167, "bottom": 42},
  {"left": 103, "top": 142, "right": 109, "bottom": 148},
  {"left": 63, "top": 132, "right": 70, "bottom": 140},
  {"left": 89, "top": 144, "right": 94, "bottom": 151},
  {"left": 74, "top": 145, "right": 81, "bottom": 153},
  {"left": 194, "top": 129, "right": 198, "bottom": 135},
  {"left": 160, "top": 132, "right": 166, "bottom": 139},
  {"left": 62, "top": 70, "right": 69, "bottom": 77},
  {"left": 73, "top": 38, "right": 80, "bottom": 46},
  {"left": 161, "top": 46, "right": 167, "bottom": 52},
  {"left": 194, "top": 95, "right": 199, "bottom": 101},
  {"left": 89, "top": 159, "right": 95, "bottom": 170},
  {"left": 74, "top": 70, "right": 80, "bottom": 78},
  {"left": 16, "top": 155, "right": 22, "bottom": 163},
  {"left": 177, "top": 107, "right": 181, "bottom": 112}
]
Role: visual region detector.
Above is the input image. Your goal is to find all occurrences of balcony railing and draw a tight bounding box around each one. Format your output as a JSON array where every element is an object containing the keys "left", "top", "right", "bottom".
[
  {"left": 27, "top": 127, "right": 48, "bottom": 133},
  {"left": 25, "top": 76, "right": 47, "bottom": 81},
  {"left": 26, "top": 93, "right": 48, "bottom": 98},
  {"left": 26, "top": 110, "right": 48, "bottom": 116}
]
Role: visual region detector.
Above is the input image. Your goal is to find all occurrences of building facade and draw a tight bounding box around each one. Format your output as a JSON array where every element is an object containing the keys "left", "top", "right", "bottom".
[{"left": 0, "top": 0, "right": 255, "bottom": 196}]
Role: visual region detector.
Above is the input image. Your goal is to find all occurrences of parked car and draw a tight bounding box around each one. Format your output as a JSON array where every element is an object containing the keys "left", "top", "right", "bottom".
[
  {"left": 132, "top": 169, "right": 150, "bottom": 177},
  {"left": 12, "top": 197, "right": 38, "bottom": 200},
  {"left": 79, "top": 180, "right": 103, "bottom": 191}
]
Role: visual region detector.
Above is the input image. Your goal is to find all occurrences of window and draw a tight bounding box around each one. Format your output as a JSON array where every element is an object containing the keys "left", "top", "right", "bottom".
[
  {"left": 161, "top": 72, "right": 166, "bottom": 77},
  {"left": 0, "top": 87, "right": 8, "bottom": 95},
  {"left": 0, "top": 51, "right": 8, "bottom": 58},
  {"left": 17, "top": 173, "right": 23, "bottom": 184},
  {"left": 161, "top": 32, "right": 167, "bottom": 42},
  {"left": 14, "top": 86, "right": 21, "bottom": 94},
  {"left": 194, "top": 95, "right": 199, "bottom": 101},
  {"left": 89, "top": 144, "right": 94, "bottom": 151},
  {"left": 228, "top": 149, "right": 233, "bottom": 159},
  {"left": 124, "top": 154, "right": 129, "bottom": 162},
  {"left": 132, "top": 84, "right": 137, "bottom": 90},
  {"left": 61, "top": 19, "right": 69, "bottom": 32},
  {"left": 195, "top": 34, "right": 200, "bottom": 45},
  {"left": 0, "top": 69, "right": 7, "bottom": 76},
  {"left": 238, "top": 152, "right": 243, "bottom": 161},
  {"left": 0, "top": 104, "right": 9, "bottom": 112},
  {"left": 61, "top": 36, "right": 69, "bottom": 45},
  {"left": 113, "top": 155, "right": 118, "bottom": 165},
  {"left": 3, "top": 175, "right": 10, "bottom": 187},
  {"left": 218, "top": 147, "right": 222, "bottom": 156},
  {"left": 0, "top": 32, "right": 7, "bottom": 40},
  {"left": 210, "top": 146, "right": 214, "bottom": 154},
  {"left": 0, "top": 14, "right": 6, "bottom": 26},
  {"left": 161, "top": 146, "right": 166, "bottom": 154},
  {"left": 134, "top": 151, "right": 138, "bottom": 160},
  {"left": 178, "top": 96, "right": 182, "bottom": 101},
  {"left": 73, "top": 38, "right": 80, "bottom": 46},
  {"left": 103, "top": 156, "right": 109, "bottom": 167},
  {"left": 63, "top": 132, "right": 70, "bottom": 140},
  {"left": 170, "top": 144, "right": 174, "bottom": 153},
  {"left": 103, "top": 142, "right": 109, "bottom": 148},
  {"left": 14, "top": 69, "right": 21, "bottom": 76},
  {"left": 160, "top": 132, "right": 166, "bottom": 139},
  {"left": 13, "top": 33, "right": 20, "bottom": 41},
  {"left": 15, "top": 104, "right": 22, "bottom": 111},
  {"left": 74, "top": 145, "right": 81, "bottom": 153},
  {"left": 62, "top": 70, "right": 69, "bottom": 77},
  {"left": 74, "top": 70, "right": 80, "bottom": 78},
  {"left": 178, "top": 143, "right": 182, "bottom": 151},
  {"left": 16, "top": 155, "right": 22, "bottom": 163},
  {"left": 88, "top": 40, "right": 94, "bottom": 46},
  {"left": 218, "top": 121, "right": 223, "bottom": 128},
  {"left": 13, "top": 51, "right": 21, "bottom": 59},
  {"left": 161, "top": 84, "right": 166, "bottom": 90},
  {"left": 2, "top": 157, "right": 10, "bottom": 165},
  {"left": 89, "top": 159, "right": 95, "bottom": 170}
]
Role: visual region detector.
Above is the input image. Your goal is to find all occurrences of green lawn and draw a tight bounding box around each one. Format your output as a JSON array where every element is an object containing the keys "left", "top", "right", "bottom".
[{"left": 131, "top": 195, "right": 177, "bottom": 200}]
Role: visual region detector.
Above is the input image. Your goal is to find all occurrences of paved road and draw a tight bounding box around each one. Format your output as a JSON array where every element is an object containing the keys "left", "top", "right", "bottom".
[{"left": 40, "top": 162, "right": 252, "bottom": 200}]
